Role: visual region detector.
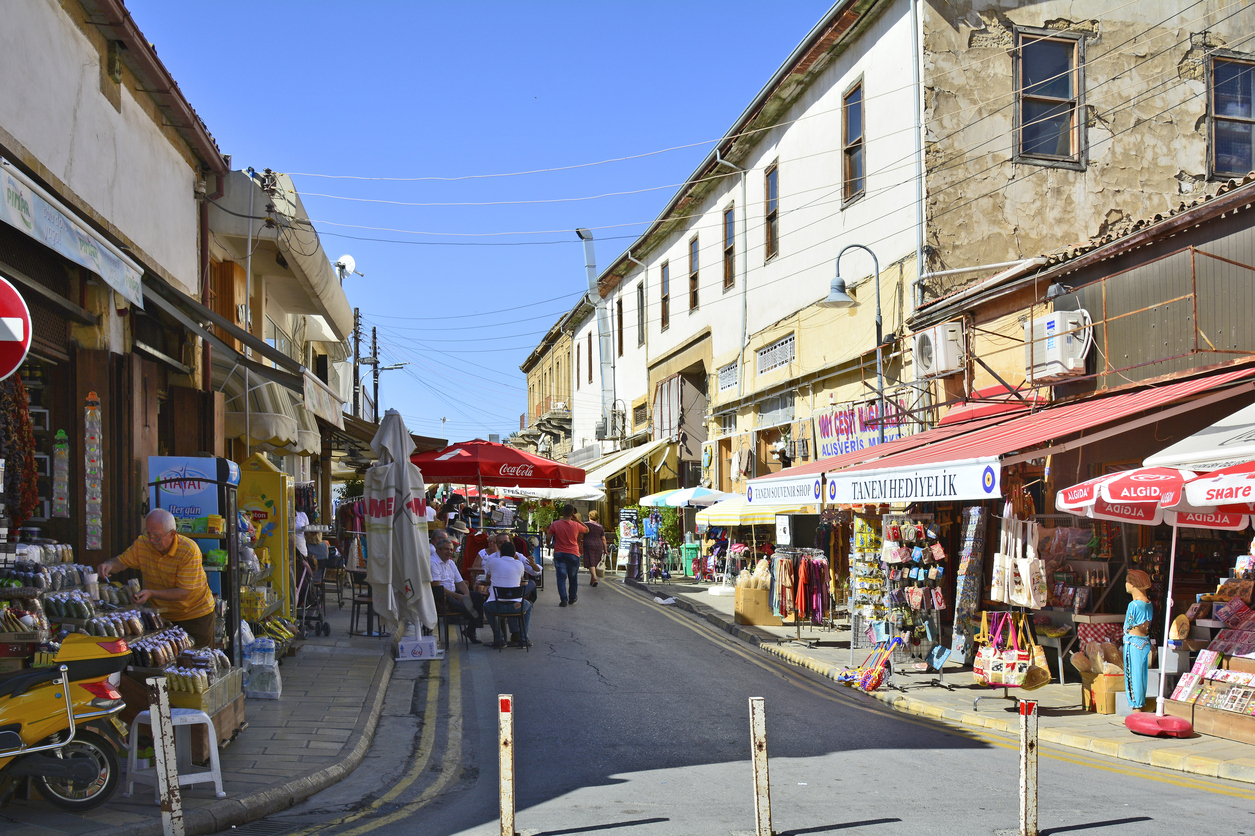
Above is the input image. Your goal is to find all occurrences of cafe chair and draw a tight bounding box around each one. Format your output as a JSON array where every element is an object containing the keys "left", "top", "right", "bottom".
[
  {"left": 489, "top": 586, "right": 529, "bottom": 652},
  {"left": 431, "top": 583, "right": 470, "bottom": 649}
]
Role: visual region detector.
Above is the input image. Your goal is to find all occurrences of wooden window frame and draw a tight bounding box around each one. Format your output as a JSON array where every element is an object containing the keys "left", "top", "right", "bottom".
[
  {"left": 1209, "top": 53, "right": 1255, "bottom": 180},
  {"left": 764, "top": 163, "right": 779, "bottom": 260},
  {"left": 660, "top": 261, "right": 670, "bottom": 331},
  {"left": 636, "top": 283, "right": 645, "bottom": 346},
  {"left": 722, "top": 205, "right": 736, "bottom": 290},
  {"left": 616, "top": 298, "right": 624, "bottom": 356},
  {"left": 1013, "top": 28, "right": 1086, "bottom": 170},
  {"left": 587, "top": 331, "right": 593, "bottom": 384},
  {"left": 688, "top": 236, "right": 699, "bottom": 311},
  {"left": 575, "top": 343, "right": 580, "bottom": 390},
  {"left": 842, "top": 80, "right": 865, "bottom": 204}
]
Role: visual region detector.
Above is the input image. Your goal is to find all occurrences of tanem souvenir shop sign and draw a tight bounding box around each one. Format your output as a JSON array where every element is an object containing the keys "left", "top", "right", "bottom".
[{"left": 825, "top": 456, "right": 1002, "bottom": 504}]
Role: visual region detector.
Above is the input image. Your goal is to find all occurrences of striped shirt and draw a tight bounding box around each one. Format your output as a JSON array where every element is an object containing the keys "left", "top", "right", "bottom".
[{"left": 117, "top": 534, "right": 215, "bottom": 621}]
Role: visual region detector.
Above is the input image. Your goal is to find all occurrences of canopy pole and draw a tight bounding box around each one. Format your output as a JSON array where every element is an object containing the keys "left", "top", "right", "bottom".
[{"left": 1155, "top": 524, "right": 1179, "bottom": 717}]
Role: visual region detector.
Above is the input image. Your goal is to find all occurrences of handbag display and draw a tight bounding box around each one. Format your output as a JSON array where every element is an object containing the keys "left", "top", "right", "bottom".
[
  {"left": 1020, "top": 617, "right": 1052, "bottom": 690},
  {"left": 995, "top": 614, "right": 1030, "bottom": 687}
]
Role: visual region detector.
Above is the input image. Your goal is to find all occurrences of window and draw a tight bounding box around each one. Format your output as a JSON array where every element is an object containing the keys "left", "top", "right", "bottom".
[
  {"left": 688, "top": 236, "right": 699, "bottom": 310},
  {"left": 633, "top": 402, "right": 648, "bottom": 427},
  {"left": 723, "top": 205, "right": 736, "bottom": 289},
  {"left": 719, "top": 413, "right": 736, "bottom": 436},
  {"left": 1016, "top": 31, "right": 1083, "bottom": 164},
  {"left": 660, "top": 262, "right": 670, "bottom": 331},
  {"left": 757, "top": 393, "right": 795, "bottom": 428},
  {"left": 843, "top": 83, "right": 864, "bottom": 201},
  {"left": 587, "top": 331, "right": 593, "bottom": 384},
  {"left": 756, "top": 334, "right": 795, "bottom": 375},
  {"left": 616, "top": 298, "right": 624, "bottom": 356},
  {"left": 718, "top": 361, "right": 739, "bottom": 392},
  {"left": 1211, "top": 56, "right": 1255, "bottom": 179},
  {"left": 575, "top": 343, "right": 580, "bottom": 390},
  {"left": 764, "top": 164, "right": 779, "bottom": 258},
  {"left": 636, "top": 283, "right": 645, "bottom": 346}
]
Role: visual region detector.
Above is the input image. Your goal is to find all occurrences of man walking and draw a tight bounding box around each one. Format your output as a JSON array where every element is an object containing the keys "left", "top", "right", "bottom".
[{"left": 547, "top": 504, "right": 587, "bottom": 607}]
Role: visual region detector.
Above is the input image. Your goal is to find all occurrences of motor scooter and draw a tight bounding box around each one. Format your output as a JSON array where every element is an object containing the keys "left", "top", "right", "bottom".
[{"left": 0, "top": 633, "right": 132, "bottom": 810}]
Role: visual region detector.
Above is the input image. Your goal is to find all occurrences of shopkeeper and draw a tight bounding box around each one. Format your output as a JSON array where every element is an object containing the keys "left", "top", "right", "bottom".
[{"left": 97, "top": 509, "right": 216, "bottom": 647}]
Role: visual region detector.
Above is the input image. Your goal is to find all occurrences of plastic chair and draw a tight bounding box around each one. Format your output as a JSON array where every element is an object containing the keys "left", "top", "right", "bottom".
[
  {"left": 125, "top": 708, "right": 226, "bottom": 800},
  {"left": 489, "top": 586, "right": 529, "bottom": 651}
]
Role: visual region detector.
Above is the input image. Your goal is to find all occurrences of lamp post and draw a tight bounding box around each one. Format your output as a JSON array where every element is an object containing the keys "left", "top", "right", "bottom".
[
  {"left": 373, "top": 361, "right": 408, "bottom": 424},
  {"left": 818, "top": 244, "right": 885, "bottom": 445}
]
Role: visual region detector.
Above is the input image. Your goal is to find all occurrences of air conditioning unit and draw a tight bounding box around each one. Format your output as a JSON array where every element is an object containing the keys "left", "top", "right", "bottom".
[
  {"left": 1024, "top": 311, "right": 1092, "bottom": 384},
  {"left": 913, "top": 321, "right": 965, "bottom": 379}
]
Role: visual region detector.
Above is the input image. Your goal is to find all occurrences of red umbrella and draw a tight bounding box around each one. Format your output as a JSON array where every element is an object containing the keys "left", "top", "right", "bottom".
[{"left": 412, "top": 439, "right": 585, "bottom": 488}]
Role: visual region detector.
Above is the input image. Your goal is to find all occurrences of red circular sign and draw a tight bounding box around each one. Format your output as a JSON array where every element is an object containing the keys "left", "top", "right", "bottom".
[{"left": 0, "top": 277, "right": 32, "bottom": 381}]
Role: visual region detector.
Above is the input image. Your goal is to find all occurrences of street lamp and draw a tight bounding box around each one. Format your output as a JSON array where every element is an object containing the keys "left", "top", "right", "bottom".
[
  {"left": 818, "top": 244, "right": 885, "bottom": 445},
  {"left": 374, "top": 362, "right": 408, "bottom": 423}
]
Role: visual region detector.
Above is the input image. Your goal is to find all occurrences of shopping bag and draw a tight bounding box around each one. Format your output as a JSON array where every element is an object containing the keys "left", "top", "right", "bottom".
[
  {"left": 972, "top": 612, "right": 999, "bottom": 686},
  {"left": 1021, "top": 619, "right": 1052, "bottom": 691},
  {"left": 1017, "top": 555, "right": 1049, "bottom": 609},
  {"left": 927, "top": 642, "right": 951, "bottom": 672},
  {"left": 997, "top": 614, "right": 1030, "bottom": 687}
]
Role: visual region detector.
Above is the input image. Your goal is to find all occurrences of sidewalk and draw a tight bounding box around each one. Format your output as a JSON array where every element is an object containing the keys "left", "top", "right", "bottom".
[
  {"left": 3, "top": 599, "right": 394, "bottom": 836},
  {"left": 627, "top": 577, "right": 1255, "bottom": 784}
]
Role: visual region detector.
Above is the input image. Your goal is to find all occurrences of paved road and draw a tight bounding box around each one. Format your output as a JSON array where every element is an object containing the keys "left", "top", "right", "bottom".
[{"left": 231, "top": 579, "right": 1255, "bottom": 836}]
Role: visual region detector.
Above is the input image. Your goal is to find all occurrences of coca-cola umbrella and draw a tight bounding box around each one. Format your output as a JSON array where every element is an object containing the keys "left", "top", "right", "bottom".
[
  {"left": 1057, "top": 465, "right": 1253, "bottom": 719},
  {"left": 412, "top": 439, "right": 585, "bottom": 488}
]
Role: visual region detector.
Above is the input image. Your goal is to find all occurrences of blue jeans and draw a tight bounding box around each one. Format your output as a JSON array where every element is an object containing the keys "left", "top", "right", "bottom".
[
  {"left": 485, "top": 599, "right": 532, "bottom": 645},
  {"left": 553, "top": 552, "right": 580, "bottom": 602}
]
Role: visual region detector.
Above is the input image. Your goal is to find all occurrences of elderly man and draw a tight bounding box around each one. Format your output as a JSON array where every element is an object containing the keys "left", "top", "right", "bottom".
[
  {"left": 430, "top": 537, "right": 485, "bottom": 643},
  {"left": 482, "top": 542, "right": 532, "bottom": 648},
  {"left": 98, "top": 509, "right": 216, "bottom": 647}
]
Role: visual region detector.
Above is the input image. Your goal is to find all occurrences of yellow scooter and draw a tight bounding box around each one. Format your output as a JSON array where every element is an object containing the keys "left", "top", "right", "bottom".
[{"left": 0, "top": 633, "right": 131, "bottom": 810}]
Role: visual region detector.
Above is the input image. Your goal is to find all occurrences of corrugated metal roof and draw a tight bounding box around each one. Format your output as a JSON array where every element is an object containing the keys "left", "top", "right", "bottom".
[{"left": 829, "top": 366, "right": 1255, "bottom": 477}]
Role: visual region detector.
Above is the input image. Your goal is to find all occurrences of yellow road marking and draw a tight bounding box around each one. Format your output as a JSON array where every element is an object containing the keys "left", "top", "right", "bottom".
[{"left": 610, "top": 581, "right": 1255, "bottom": 799}]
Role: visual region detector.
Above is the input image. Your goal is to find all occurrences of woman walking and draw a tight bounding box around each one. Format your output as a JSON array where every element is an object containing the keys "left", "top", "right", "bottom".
[{"left": 582, "top": 510, "right": 607, "bottom": 587}]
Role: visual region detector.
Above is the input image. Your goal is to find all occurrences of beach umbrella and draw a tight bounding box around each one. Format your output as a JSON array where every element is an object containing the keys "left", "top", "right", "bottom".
[{"left": 664, "top": 487, "right": 737, "bottom": 507}]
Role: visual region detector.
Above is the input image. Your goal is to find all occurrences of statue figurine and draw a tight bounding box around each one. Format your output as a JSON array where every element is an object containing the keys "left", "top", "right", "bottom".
[{"left": 1123, "top": 569, "right": 1155, "bottom": 710}]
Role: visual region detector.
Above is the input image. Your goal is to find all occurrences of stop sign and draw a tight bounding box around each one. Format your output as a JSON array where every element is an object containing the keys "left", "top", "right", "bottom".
[{"left": 0, "top": 277, "right": 32, "bottom": 381}]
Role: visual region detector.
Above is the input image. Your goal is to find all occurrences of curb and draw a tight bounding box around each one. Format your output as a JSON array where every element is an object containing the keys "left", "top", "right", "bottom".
[
  {"left": 626, "top": 579, "right": 1255, "bottom": 786},
  {"left": 97, "top": 647, "right": 397, "bottom": 836}
]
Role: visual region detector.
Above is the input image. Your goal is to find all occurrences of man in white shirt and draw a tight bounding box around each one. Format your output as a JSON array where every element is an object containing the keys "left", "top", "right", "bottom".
[
  {"left": 430, "top": 538, "right": 484, "bottom": 643},
  {"left": 482, "top": 542, "right": 532, "bottom": 648}
]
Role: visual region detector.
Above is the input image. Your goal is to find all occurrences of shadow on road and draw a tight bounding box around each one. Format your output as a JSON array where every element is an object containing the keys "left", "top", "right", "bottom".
[
  {"left": 779, "top": 817, "right": 903, "bottom": 834},
  {"left": 1042, "top": 817, "right": 1153, "bottom": 834},
  {"left": 532, "top": 817, "right": 670, "bottom": 835}
]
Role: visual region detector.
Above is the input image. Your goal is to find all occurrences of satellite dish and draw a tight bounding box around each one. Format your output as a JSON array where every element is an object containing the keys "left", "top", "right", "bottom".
[{"left": 335, "top": 254, "right": 356, "bottom": 281}]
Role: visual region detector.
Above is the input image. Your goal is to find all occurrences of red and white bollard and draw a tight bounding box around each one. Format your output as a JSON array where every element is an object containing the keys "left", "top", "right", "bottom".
[
  {"left": 1019, "top": 699, "right": 1038, "bottom": 836},
  {"left": 499, "top": 694, "right": 516, "bottom": 836}
]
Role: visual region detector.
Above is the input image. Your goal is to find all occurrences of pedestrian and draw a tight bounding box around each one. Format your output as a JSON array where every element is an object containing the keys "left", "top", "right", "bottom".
[
  {"left": 582, "top": 509, "right": 607, "bottom": 587},
  {"left": 547, "top": 503, "right": 587, "bottom": 607}
]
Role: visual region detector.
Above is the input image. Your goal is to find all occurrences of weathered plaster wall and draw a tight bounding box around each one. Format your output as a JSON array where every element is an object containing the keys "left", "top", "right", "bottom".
[{"left": 922, "top": 0, "right": 1255, "bottom": 295}]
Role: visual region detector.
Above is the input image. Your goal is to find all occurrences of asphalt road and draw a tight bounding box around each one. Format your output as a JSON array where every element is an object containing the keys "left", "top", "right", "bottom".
[{"left": 237, "top": 578, "right": 1255, "bottom": 836}]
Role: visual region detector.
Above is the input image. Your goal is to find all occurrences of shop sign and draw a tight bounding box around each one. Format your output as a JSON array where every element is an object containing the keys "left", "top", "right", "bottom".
[
  {"left": 303, "top": 372, "right": 344, "bottom": 430},
  {"left": 825, "top": 456, "right": 1001, "bottom": 504},
  {"left": 811, "top": 396, "right": 912, "bottom": 458},
  {"left": 618, "top": 507, "right": 639, "bottom": 541},
  {"left": 0, "top": 161, "right": 143, "bottom": 308},
  {"left": 148, "top": 456, "right": 222, "bottom": 522},
  {"left": 745, "top": 474, "right": 822, "bottom": 505}
]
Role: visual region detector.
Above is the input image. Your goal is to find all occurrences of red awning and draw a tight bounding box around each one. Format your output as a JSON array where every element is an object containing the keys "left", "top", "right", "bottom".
[
  {"left": 412, "top": 439, "right": 584, "bottom": 488},
  {"left": 937, "top": 384, "right": 1046, "bottom": 427},
  {"left": 833, "top": 367, "right": 1255, "bottom": 478}
]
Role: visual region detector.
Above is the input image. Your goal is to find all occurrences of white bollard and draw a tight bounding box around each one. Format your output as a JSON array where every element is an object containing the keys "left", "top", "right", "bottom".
[
  {"left": 145, "top": 676, "right": 185, "bottom": 836},
  {"left": 748, "top": 697, "right": 772, "bottom": 836},
  {"left": 1019, "top": 699, "right": 1038, "bottom": 836},
  {"left": 499, "top": 694, "right": 516, "bottom": 836}
]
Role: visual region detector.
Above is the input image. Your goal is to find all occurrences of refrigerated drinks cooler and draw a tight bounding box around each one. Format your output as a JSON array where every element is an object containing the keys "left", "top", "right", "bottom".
[
  {"left": 148, "top": 455, "right": 243, "bottom": 664},
  {"left": 238, "top": 454, "right": 294, "bottom": 619}
]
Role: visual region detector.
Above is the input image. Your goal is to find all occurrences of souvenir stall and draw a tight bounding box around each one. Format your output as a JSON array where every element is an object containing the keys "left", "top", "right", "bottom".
[{"left": 694, "top": 496, "right": 807, "bottom": 603}]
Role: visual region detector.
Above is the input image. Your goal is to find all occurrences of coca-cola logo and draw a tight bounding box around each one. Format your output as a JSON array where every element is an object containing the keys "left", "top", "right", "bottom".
[{"left": 499, "top": 463, "right": 535, "bottom": 478}]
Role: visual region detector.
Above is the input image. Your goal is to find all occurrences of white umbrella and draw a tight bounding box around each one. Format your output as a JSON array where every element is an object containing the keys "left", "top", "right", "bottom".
[
  {"left": 503, "top": 484, "right": 606, "bottom": 501},
  {"left": 365, "top": 409, "right": 437, "bottom": 633},
  {"left": 664, "top": 487, "right": 736, "bottom": 507}
]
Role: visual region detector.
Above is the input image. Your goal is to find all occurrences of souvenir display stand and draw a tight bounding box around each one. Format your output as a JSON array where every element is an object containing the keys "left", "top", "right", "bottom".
[{"left": 849, "top": 514, "right": 887, "bottom": 667}]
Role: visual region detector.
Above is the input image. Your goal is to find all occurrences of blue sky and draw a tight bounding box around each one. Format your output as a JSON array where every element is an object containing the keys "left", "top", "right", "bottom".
[{"left": 128, "top": 0, "right": 834, "bottom": 443}]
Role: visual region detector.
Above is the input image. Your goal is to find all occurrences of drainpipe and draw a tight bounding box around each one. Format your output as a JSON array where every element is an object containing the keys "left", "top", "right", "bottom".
[
  {"left": 577, "top": 229, "right": 615, "bottom": 449},
  {"left": 910, "top": 0, "right": 926, "bottom": 310},
  {"left": 198, "top": 172, "right": 226, "bottom": 392},
  {"left": 714, "top": 150, "right": 748, "bottom": 399}
]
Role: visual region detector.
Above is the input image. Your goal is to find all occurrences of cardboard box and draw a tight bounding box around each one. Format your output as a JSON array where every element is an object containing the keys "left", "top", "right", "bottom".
[
  {"left": 1080, "top": 671, "right": 1125, "bottom": 714},
  {"left": 396, "top": 636, "right": 442, "bottom": 661},
  {"left": 735, "top": 587, "right": 782, "bottom": 627}
]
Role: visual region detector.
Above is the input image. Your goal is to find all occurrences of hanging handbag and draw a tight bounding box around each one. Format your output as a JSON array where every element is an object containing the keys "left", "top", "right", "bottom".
[
  {"left": 906, "top": 586, "right": 925, "bottom": 610},
  {"left": 973, "top": 612, "right": 1002, "bottom": 686},
  {"left": 911, "top": 545, "right": 925, "bottom": 562},
  {"left": 996, "top": 613, "right": 1030, "bottom": 687},
  {"left": 930, "top": 543, "right": 946, "bottom": 562},
  {"left": 927, "top": 642, "right": 951, "bottom": 671},
  {"left": 932, "top": 587, "right": 947, "bottom": 610},
  {"left": 1021, "top": 617, "right": 1052, "bottom": 691},
  {"left": 990, "top": 506, "right": 1011, "bottom": 603},
  {"left": 1008, "top": 519, "right": 1031, "bottom": 607}
]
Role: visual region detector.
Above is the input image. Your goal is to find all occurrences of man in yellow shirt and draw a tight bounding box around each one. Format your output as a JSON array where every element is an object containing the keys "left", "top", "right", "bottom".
[{"left": 98, "top": 509, "right": 216, "bottom": 647}]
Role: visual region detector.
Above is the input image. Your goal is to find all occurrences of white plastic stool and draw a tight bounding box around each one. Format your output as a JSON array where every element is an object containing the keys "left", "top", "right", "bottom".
[{"left": 125, "top": 708, "right": 226, "bottom": 800}]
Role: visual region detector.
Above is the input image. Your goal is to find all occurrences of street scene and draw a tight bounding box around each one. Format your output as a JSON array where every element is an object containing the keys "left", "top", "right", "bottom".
[{"left": 3, "top": 1, "right": 1255, "bottom": 836}]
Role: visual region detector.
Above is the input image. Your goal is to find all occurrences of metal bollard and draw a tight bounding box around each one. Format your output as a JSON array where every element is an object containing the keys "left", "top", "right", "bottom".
[
  {"left": 748, "top": 697, "right": 772, "bottom": 836},
  {"left": 1019, "top": 699, "right": 1038, "bottom": 836},
  {"left": 145, "top": 676, "right": 185, "bottom": 836},
  {"left": 499, "top": 694, "right": 516, "bottom": 836}
]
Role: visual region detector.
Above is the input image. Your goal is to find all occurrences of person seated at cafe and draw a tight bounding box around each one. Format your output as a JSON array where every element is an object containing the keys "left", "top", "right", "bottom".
[
  {"left": 430, "top": 536, "right": 485, "bottom": 644},
  {"left": 482, "top": 542, "right": 531, "bottom": 648},
  {"left": 490, "top": 532, "right": 539, "bottom": 602}
]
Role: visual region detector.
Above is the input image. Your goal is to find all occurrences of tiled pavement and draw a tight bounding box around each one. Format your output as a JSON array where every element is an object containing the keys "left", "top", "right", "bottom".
[
  {"left": 625, "top": 576, "right": 1255, "bottom": 784},
  {"left": 2, "top": 601, "right": 395, "bottom": 836}
]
